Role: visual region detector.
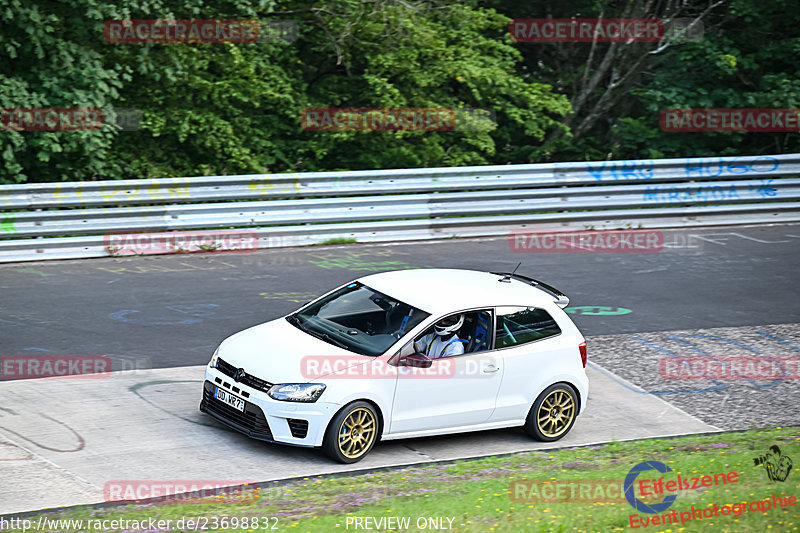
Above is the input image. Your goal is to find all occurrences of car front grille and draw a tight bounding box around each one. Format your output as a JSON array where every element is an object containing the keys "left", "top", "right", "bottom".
[
  {"left": 216, "top": 358, "right": 274, "bottom": 393},
  {"left": 202, "top": 381, "right": 273, "bottom": 441}
]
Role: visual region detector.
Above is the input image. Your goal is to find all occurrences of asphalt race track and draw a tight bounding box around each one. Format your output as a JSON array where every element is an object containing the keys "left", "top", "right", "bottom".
[
  {"left": 1, "top": 225, "right": 799, "bottom": 369},
  {"left": 1, "top": 223, "right": 799, "bottom": 514}
]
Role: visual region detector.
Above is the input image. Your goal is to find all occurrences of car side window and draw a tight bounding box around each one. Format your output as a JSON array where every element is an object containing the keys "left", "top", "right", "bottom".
[
  {"left": 495, "top": 306, "right": 561, "bottom": 348},
  {"left": 413, "top": 309, "right": 494, "bottom": 358}
]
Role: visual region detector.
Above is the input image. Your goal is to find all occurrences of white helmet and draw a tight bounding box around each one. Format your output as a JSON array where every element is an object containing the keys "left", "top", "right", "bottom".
[{"left": 434, "top": 314, "right": 464, "bottom": 336}]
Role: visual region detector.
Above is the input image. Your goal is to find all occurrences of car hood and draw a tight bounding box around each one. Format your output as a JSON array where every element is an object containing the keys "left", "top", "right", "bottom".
[{"left": 216, "top": 317, "right": 374, "bottom": 383}]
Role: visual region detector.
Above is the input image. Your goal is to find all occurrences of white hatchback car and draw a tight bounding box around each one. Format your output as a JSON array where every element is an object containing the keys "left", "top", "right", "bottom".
[{"left": 200, "top": 269, "right": 588, "bottom": 463}]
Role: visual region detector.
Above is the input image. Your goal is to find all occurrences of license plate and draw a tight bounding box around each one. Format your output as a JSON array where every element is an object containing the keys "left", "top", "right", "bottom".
[{"left": 214, "top": 387, "right": 245, "bottom": 412}]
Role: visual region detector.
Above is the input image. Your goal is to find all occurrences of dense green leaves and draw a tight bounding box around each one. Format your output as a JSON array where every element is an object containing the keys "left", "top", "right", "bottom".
[{"left": 1, "top": 0, "right": 797, "bottom": 183}]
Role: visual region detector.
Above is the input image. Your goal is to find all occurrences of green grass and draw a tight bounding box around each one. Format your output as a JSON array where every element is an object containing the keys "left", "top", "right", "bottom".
[
  {"left": 314, "top": 237, "right": 359, "bottom": 245},
  {"left": 7, "top": 427, "right": 799, "bottom": 532}
]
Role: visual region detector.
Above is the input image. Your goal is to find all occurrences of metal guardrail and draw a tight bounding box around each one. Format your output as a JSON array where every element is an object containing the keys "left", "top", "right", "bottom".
[{"left": 1, "top": 154, "right": 798, "bottom": 262}]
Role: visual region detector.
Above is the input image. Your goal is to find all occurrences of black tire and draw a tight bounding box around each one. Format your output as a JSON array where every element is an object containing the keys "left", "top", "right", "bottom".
[
  {"left": 323, "top": 401, "right": 379, "bottom": 463},
  {"left": 524, "top": 383, "right": 578, "bottom": 442}
]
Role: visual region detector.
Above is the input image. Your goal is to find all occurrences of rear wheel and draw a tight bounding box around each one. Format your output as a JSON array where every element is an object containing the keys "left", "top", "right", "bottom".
[
  {"left": 323, "top": 402, "right": 378, "bottom": 463},
  {"left": 525, "top": 383, "right": 577, "bottom": 441}
]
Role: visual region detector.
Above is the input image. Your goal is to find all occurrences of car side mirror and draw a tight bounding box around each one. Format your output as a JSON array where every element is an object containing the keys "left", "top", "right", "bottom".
[{"left": 402, "top": 353, "right": 432, "bottom": 368}]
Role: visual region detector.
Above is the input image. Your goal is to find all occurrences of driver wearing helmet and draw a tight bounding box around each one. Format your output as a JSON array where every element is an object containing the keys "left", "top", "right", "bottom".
[{"left": 414, "top": 314, "right": 466, "bottom": 359}]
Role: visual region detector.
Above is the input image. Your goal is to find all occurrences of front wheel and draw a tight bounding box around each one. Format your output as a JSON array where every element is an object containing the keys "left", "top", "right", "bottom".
[
  {"left": 323, "top": 401, "right": 379, "bottom": 463},
  {"left": 524, "top": 383, "right": 578, "bottom": 442}
]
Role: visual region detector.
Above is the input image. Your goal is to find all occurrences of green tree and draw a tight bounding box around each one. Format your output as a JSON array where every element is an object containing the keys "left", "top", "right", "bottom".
[{"left": 1, "top": 0, "right": 572, "bottom": 182}]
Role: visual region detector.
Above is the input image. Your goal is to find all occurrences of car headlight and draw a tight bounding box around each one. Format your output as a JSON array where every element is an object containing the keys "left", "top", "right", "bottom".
[
  {"left": 209, "top": 347, "right": 220, "bottom": 369},
  {"left": 267, "top": 383, "right": 326, "bottom": 402}
]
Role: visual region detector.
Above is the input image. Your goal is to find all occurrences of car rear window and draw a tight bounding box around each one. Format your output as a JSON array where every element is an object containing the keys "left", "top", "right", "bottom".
[{"left": 495, "top": 307, "right": 561, "bottom": 348}]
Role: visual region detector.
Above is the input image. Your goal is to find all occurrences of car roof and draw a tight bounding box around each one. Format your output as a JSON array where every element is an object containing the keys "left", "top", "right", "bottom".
[{"left": 356, "top": 268, "right": 559, "bottom": 316}]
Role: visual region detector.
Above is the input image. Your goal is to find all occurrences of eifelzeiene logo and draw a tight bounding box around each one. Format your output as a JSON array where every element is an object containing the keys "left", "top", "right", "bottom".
[
  {"left": 625, "top": 460, "right": 740, "bottom": 518},
  {"left": 624, "top": 461, "right": 678, "bottom": 514}
]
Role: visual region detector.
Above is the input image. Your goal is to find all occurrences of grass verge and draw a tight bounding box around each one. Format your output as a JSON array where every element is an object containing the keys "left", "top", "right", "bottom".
[{"left": 4, "top": 427, "right": 799, "bottom": 532}]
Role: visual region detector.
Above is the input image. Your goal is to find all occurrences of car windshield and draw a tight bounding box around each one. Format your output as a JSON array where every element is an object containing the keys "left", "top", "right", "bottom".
[{"left": 288, "top": 282, "right": 430, "bottom": 356}]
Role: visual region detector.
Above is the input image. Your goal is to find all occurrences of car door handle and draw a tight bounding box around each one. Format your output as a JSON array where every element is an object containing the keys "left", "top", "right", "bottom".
[{"left": 482, "top": 363, "right": 500, "bottom": 373}]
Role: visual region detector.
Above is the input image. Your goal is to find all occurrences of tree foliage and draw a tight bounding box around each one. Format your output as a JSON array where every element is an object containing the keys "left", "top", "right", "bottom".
[{"left": 1, "top": 0, "right": 797, "bottom": 183}]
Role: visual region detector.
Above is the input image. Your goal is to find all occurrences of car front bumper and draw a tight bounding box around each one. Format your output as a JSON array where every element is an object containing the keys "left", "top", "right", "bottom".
[{"left": 201, "top": 366, "right": 338, "bottom": 448}]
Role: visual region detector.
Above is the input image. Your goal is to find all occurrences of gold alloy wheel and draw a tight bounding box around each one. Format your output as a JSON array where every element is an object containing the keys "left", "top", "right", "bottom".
[
  {"left": 536, "top": 389, "right": 575, "bottom": 438},
  {"left": 337, "top": 407, "right": 376, "bottom": 459}
]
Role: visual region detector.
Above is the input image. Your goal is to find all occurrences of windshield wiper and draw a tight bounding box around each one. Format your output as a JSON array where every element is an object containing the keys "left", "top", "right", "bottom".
[
  {"left": 287, "top": 316, "right": 351, "bottom": 350},
  {"left": 317, "top": 332, "right": 350, "bottom": 350},
  {"left": 286, "top": 314, "right": 307, "bottom": 330}
]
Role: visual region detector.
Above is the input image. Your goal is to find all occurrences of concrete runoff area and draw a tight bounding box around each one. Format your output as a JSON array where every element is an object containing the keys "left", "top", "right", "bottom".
[{"left": 0, "top": 357, "right": 716, "bottom": 515}]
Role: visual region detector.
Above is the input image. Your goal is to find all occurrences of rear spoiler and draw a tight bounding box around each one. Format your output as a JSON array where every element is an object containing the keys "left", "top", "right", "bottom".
[{"left": 490, "top": 271, "right": 570, "bottom": 309}]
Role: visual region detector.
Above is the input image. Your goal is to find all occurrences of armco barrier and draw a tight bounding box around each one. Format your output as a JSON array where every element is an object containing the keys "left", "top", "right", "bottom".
[{"left": 0, "top": 154, "right": 798, "bottom": 262}]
